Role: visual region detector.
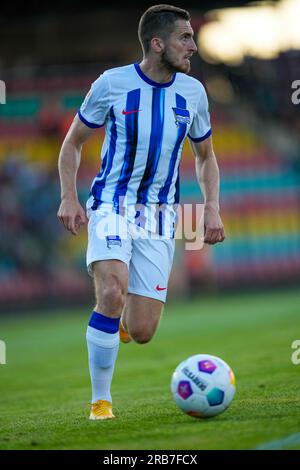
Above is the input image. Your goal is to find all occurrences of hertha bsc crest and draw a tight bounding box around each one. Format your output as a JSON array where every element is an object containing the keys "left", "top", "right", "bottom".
[{"left": 172, "top": 107, "right": 190, "bottom": 127}]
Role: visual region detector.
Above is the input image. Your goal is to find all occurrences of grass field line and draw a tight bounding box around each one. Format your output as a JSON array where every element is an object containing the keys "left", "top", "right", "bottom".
[{"left": 254, "top": 432, "right": 300, "bottom": 450}]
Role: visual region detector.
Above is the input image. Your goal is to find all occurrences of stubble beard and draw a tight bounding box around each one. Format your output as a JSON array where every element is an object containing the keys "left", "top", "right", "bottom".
[{"left": 161, "top": 49, "right": 190, "bottom": 75}]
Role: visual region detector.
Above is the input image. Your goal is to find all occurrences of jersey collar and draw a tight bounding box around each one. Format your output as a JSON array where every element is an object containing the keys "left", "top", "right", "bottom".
[{"left": 134, "top": 63, "right": 176, "bottom": 88}]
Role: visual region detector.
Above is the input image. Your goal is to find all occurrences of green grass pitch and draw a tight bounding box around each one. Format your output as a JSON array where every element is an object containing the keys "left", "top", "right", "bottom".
[{"left": 0, "top": 288, "right": 300, "bottom": 450}]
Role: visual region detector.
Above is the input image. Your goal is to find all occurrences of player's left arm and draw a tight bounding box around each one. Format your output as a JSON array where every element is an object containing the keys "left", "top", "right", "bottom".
[{"left": 189, "top": 135, "right": 225, "bottom": 245}]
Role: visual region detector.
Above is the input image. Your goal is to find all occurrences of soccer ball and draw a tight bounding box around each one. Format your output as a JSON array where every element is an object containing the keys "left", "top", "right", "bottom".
[{"left": 171, "top": 354, "right": 236, "bottom": 418}]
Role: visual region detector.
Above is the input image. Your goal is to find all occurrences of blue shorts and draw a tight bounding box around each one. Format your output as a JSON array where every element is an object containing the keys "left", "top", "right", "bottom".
[{"left": 86, "top": 210, "right": 175, "bottom": 302}]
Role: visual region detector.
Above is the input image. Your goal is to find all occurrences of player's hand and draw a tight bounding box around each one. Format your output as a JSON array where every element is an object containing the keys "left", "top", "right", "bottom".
[
  {"left": 203, "top": 205, "right": 226, "bottom": 245},
  {"left": 57, "top": 197, "right": 88, "bottom": 235}
]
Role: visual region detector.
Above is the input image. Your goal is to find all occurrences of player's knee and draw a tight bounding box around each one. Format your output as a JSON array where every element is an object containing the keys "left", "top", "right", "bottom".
[
  {"left": 100, "top": 284, "right": 125, "bottom": 313},
  {"left": 130, "top": 328, "right": 154, "bottom": 344}
]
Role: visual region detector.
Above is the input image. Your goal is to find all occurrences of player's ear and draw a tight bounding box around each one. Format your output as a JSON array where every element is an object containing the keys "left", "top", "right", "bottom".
[{"left": 151, "top": 37, "right": 164, "bottom": 53}]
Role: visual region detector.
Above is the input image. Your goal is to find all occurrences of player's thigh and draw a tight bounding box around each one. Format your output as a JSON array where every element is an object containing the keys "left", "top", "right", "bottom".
[
  {"left": 87, "top": 210, "right": 132, "bottom": 314},
  {"left": 125, "top": 293, "right": 164, "bottom": 340},
  {"left": 125, "top": 235, "right": 175, "bottom": 336}
]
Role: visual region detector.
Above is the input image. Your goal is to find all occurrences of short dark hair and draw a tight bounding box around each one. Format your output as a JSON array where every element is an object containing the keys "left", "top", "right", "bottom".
[{"left": 138, "top": 4, "right": 191, "bottom": 55}]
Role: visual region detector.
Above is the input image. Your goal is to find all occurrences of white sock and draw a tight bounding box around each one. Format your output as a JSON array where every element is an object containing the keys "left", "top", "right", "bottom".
[{"left": 86, "top": 311, "right": 120, "bottom": 404}]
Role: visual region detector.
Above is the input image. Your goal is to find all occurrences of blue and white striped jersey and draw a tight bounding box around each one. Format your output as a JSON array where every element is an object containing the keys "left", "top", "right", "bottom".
[{"left": 78, "top": 63, "right": 211, "bottom": 237}]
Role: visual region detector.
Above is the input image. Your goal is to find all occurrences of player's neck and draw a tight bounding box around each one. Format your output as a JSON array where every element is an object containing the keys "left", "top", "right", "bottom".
[{"left": 139, "top": 58, "right": 174, "bottom": 84}]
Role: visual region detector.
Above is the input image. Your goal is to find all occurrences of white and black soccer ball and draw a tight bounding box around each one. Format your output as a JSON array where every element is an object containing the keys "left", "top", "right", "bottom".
[{"left": 171, "top": 354, "right": 236, "bottom": 418}]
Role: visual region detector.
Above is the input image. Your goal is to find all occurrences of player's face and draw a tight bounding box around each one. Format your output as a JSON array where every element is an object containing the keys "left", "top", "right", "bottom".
[{"left": 161, "top": 20, "right": 197, "bottom": 74}]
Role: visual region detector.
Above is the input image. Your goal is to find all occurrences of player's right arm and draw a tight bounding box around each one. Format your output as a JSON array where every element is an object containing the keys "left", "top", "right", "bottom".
[{"left": 57, "top": 115, "right": 94, "bottom": 235}]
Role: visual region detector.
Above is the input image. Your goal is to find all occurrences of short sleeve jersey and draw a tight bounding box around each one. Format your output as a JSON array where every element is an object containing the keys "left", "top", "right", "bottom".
[{"left": 78, "top": 63, "right": 212, "bottom": 237}]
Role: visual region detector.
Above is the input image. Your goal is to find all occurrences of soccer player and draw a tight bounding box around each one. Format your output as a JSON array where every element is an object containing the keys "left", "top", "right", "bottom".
[{"left": 57, "top": 4, "right": 225, "bottom": 420}]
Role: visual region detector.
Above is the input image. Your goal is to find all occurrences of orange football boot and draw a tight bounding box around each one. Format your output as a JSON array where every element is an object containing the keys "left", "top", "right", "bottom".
[
  {"left": 119, "top": 320, "right": 132, "bottom": 343},
  {"left": 89, "top": 399, "right": 115, "bottom": 420}
]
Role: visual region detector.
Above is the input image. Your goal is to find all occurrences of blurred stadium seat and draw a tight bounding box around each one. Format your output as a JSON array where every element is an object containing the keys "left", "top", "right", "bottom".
[{"left": 0, "top": 3, "right": 299, "bottom": 309}]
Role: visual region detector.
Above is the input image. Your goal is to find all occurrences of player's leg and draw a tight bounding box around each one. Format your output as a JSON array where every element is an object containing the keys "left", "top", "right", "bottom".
[
  {"left": 87, "top": 260, "right": 128, "bottom": 420},
  {"left": 93, "top": 259, "right": 128, "bottom": 315},
  {"left": 122, "top": 233, "right": 175, "bottom": 344},
  {"left": 86, "top": 211, "right": 132, "bottom": 419},
  {"left": 122, "top": 294, "right": 164, "bottom": 343}
]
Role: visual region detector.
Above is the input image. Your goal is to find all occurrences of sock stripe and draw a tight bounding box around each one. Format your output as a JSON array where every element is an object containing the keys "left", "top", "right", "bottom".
[{"left": 88, "top": 311, "right": 120, "bottom": 334}]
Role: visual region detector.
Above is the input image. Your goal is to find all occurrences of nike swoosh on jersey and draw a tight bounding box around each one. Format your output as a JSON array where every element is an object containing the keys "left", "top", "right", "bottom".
[
  {"left": 156, "top": 285, "right": 167, "bottom": 291},
  {"left": 122, "top": 109, "right": 141, "bottom": 115}
]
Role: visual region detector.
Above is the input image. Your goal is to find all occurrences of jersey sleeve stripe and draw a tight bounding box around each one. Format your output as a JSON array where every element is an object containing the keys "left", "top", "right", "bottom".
[{"left": 77, "top": 109, "right": 105, "bottom": 128}]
